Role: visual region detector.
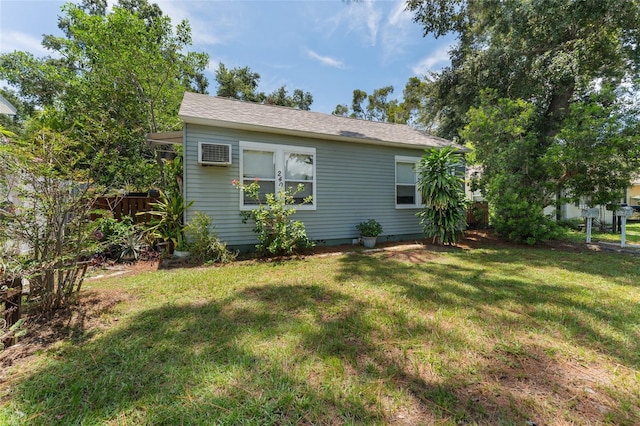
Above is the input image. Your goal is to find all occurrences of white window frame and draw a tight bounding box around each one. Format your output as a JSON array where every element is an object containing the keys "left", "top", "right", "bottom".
[
  {"left": 239, "top": 141, "right": 316, "bottom": 211},
  {"left": 395, "top": 156, "right": 423, "bottom": 209}
]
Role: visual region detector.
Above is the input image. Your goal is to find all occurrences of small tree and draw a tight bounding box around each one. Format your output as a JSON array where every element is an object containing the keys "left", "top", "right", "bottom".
[
  {"left": 0, "top": 125, "right": 101, "bottom": 314},
  {"left": 416, "top": 147, "right": 467, "bottom": 245},
  {"left": 233, "top": 180, "right": 314, "bottom": 256}
]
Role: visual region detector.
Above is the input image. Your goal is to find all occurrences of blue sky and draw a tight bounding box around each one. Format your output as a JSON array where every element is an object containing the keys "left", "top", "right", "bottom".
[{"left": 0, "top": 0, "right": 455, "bottom": 114}]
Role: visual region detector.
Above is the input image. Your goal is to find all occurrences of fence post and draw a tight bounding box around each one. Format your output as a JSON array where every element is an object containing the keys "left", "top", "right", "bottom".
[{"left": 2, "top": 277, "right": 23, "bottom": 348}]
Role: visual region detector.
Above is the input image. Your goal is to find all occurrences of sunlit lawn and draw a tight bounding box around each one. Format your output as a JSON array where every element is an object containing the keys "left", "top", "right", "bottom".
[
  {"left": 1, "top": 243, "right": 639, "bottom": 425},
  {"left": 564, "top": 220, "right": 640, "bottom": 245}
]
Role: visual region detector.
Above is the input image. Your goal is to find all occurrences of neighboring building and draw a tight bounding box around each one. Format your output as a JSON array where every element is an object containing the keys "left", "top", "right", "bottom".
[
  {"left": 465, "top": 165, "right": 637, "bottom": 224},
  {"left": 176, "top": 92, "right": 463, "bottom": 250},
  {"left": 465, "top": 165, "right": 485, "bottom": 202},
  {"left": 0, "top": 94, "right": 17, "bottom": 117},
  {"left": 627, "top": 176, "right": 640, "bottom": 207}
]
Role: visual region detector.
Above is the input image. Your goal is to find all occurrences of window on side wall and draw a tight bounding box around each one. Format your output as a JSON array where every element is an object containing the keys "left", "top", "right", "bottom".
[
  {"left": 239, "top": 141, "right": 316, "bottom": 210},
  {"left": 395, "top": 156, "right": 422, "bottom": 208}
]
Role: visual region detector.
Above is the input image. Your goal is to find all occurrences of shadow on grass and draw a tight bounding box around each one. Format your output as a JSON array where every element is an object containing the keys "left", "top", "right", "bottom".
[
  {"left": 4, "top": 283, "right": 480, "bottom": 425},
  {"left": 4, "top": 248, "right": 640, "bottom": 425},
  {"left": 336, "top": 249, "right": 640, "bottom": 370}
]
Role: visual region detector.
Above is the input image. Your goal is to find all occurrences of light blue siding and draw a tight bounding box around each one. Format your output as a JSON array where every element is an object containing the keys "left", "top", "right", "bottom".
[{"left": 184, "top": 123, "right": 428, "bottom": 247}]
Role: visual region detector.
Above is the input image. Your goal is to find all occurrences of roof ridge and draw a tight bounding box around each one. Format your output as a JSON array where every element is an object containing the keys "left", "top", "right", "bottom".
[
  {"left": 180, "top": 92, "right": 461, "bottom": 150},
  {"left": 184, "top": 91, "right": 419, "bottom": 130}
]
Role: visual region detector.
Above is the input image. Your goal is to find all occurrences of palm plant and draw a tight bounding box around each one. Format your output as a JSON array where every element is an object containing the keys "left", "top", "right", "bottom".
[
  {"left": 416, "top": 147, "right": 467, "bottom": 245},
  {"left": 144, "top": 190, "right": 193, "bottom": 252}
]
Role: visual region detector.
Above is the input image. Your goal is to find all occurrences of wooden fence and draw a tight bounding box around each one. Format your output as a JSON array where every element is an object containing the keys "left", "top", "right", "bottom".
[
  {"left": 467, "top": 201, "right": 489, "bottom": 227},
  {"left": 92, "top": 195, "right": 158, "bottom": 223},
  {"left": 1, "top": 277, "right": 22, "bottom": 349}
]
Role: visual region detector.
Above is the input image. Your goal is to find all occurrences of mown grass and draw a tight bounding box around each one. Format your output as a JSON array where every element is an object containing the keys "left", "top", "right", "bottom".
[
  {"left": 563, "top": 220, "right": 640, "bottom": 245},
  {"left": 1, "top": 243, "right": 639, "bottom": 425}
]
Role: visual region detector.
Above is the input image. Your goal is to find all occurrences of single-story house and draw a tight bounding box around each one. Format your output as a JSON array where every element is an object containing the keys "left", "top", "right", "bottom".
[{"left": 174, "top": 92, "right": 463, "bottom": 250}]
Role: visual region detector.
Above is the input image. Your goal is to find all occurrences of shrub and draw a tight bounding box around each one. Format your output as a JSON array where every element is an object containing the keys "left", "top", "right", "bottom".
[
  {"left": 356, "top": 219, "right": 383, "bottom": 237},
  {"left": 0, "top": 128, "right": 99, "bottom": 313},
  {"left": 487, "top": 174, "right": 561, "bottom": 244},
  {"left": 184, "top": 212, "right": 237, "bottom": 264},
  {"left": 557, "top": 218, "right": 584, "bottom": 231},
  {"left": 234, "top": 181, "right": 314, "bottom": 257},
  {"left": 416, "top": 147, "right": 467, "bottom": 245},
  {"left": 144, "top": 190, "right": 193, "bottom": 252}
]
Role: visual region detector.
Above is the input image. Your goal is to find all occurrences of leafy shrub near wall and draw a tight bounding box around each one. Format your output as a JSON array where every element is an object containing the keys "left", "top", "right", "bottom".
[
  {"left": 184, "top": 212, "right": 237, "bottom": 264},
  {"left": 234, "top": 181, "right": 314, "bottom": 257}
]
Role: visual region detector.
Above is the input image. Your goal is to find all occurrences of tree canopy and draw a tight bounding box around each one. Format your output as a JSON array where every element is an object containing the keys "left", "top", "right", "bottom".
[
  {"left": 215, "top": 63, "right": 313, "bottom": 110},
  {"left": 407, "top": 0, "right": 640, "bottom": 242},
  {"left": 0, "top": 0, "right": 209, "bottom": 190}
]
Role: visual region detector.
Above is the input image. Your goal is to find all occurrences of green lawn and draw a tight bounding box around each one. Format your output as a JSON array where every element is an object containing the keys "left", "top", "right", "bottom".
[
  {"left": 564, "top": 221, "right": 640, "bottom": 245},
  {"left": 1, "top": 243, "right": 639, "bottom": 425}
]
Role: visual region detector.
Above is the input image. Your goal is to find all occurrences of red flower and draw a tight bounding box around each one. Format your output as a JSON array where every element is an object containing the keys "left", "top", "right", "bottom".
[
  {"left": 232, "top": 179, "right": 239, "bottom": 185},
  {"left": 254, "top": 177, "right": 259, "bottom": 182}
]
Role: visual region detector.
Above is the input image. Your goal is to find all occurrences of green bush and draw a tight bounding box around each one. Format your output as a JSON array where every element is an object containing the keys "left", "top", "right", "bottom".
[
  {"left": 92, "top": 215, "right": 147, "bottom": 261},
  {"left": 557, "top": 218, "right": 584, "bottom": 231},
  {"left": 487, "top": 175, "right": 561, "bottom": 244},
  {"left": 416, "top": 147, "right": 467, "bottom": 245},
  {"left": 93, "top": 214, "right": 134, "bottom": 243},
  {"left": 234, "top": 181, "right": 314, "bottom": 257},
  {"left": 145, "top": 190, "right": 193, "bottom": 252},
  {"left": 184, "top": 212, "right": 237, "bottom": 264},
  {"left": 356, "top": 219, "right": 383, "bottom": 237}
]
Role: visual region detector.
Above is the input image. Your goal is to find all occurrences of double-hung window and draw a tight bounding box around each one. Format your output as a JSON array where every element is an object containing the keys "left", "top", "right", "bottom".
[
  {"left": 395, "top": 156, "right": 422, "bottom": 208},
  {"left": 239, "top": 141, "right": 316, "bottom": 210}
]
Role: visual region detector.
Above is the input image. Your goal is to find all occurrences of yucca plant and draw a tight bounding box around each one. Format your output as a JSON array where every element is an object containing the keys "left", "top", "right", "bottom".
[
  {"left": 416, "top": 147, "right": 467, "bottom": 245},
  {"left": 144, "top": 190, "right": 193, "bottom": 252}
]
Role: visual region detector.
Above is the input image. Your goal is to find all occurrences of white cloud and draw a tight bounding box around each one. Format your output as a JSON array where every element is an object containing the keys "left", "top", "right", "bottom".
[
  {"left": 388, "top": 0, "right": 411, "bottom": 26},
  {"left": 306, "top": 49, "right": 345, "bottom": 69},
  {"left": 207, "top": 58, "right": 221, "bottom": 74},
  {"left": 324, "top": 0, "right": 382, "bottom": 46},
  {"left": 154, "top": 0, "right": 227, "bottom": 46},
  {"left": 0, "top": 31, "right": 48, "bottom": 55},
  {"left": 380, "top": 0, "right": 414, "bottom": 59},
  {"left": 411, "top": 45, "right": 452, "bottom": 75}
]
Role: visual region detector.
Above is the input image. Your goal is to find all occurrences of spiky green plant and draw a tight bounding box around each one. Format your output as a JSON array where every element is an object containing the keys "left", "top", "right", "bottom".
[{"left": 416, "top": 147, "right": 467, "bottom": 245}]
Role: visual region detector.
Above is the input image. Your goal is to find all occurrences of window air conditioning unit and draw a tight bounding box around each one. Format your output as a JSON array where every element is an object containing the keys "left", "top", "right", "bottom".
[{"left": 198, "top": 142, "right": 232, "bottom": 166}]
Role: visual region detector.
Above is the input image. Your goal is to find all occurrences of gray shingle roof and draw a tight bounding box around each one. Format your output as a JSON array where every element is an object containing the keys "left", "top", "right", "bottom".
[
  {"left": 0, "top": 94, "right": 17, "bottom": 116},
  {"left": 179, "top": 92, "right": 459, "bottom": 150}
]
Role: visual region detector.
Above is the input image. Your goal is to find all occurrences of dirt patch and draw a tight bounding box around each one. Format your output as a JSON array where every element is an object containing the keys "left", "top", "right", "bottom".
[
  {"left": 462, "top": 342, "right": 621, "bottom": 425},
  {"left": 0, "top": 288, "right": 133, "bottom": 374}
]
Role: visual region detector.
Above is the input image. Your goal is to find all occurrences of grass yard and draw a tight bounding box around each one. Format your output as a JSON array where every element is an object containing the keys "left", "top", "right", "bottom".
[
  {"left": 564, "top": 221, "right": 640, "bottom": 245},
  {"left": 1, "top": 238, "right": 639, "bottom": 425}
]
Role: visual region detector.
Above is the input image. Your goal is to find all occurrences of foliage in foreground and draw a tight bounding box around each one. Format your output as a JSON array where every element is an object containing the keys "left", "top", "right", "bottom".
[
  {"left": 145, "top": 190, "right": 193, "bottom": 252},
  {"left": 0, "top": 125, "right": 100, "bottom": 313},
  {"left": 1, "top": 244, "right": 639, "bottom": 425},
  {"left": 417, "top": 147, "right": 467, "bottom": 245}
]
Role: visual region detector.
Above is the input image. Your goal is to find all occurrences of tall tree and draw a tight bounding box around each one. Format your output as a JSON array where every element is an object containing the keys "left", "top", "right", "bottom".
[
  {"left": 407, "top": 0, "right": 640, "bottom": 242},
  {"left": 215, "top": 63, "right": 313, "bottom": 110},
  {"left": 0, "top": 0, "right": 209, "bottom": 190},
  {"left": 333, "top": 86, "right": 409, "bottom": 123}
]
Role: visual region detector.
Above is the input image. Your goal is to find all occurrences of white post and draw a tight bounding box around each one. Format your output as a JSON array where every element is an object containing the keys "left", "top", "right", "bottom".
[
  {"left": 615, "top": 207, "right": 633, "bottom": 249},
  {"left": 582, "top": 208, "right": 599, "bottom": 244}
]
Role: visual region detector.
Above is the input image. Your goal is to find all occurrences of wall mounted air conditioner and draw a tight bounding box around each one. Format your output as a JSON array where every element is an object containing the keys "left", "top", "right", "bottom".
[{"left": 198, "top": 142, "right": 232, "bottom": 166}]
